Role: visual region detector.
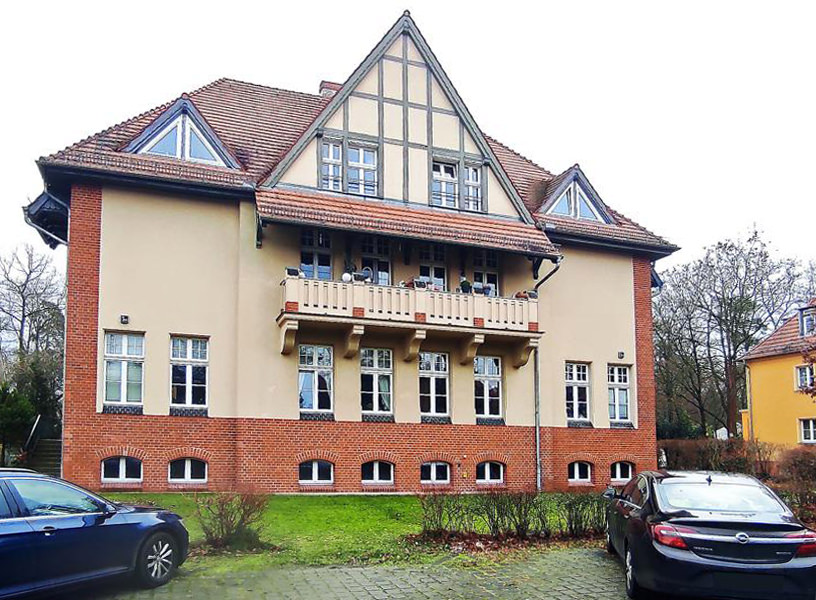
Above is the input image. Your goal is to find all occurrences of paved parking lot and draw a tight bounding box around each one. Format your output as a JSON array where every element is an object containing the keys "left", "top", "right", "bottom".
[{"left": 53, "top": 548, "right": 681, "bottom": 600}]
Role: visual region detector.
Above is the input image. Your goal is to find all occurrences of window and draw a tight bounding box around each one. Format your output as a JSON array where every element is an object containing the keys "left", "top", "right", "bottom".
[
  {"left": 801, "top": 419, "right": 816, "bottom": 444},
  {"left": 548, "top": 182, "right": 602, "bottom": 222},
  {"left": 611, "top": 461, "right": 634, "bottom": 483},
  {"left": 300, "top": 229, "right": 332, "bottom": 280},
  {"left": 361, "top": 349, "right": 392, "bottom": 414},
  {"left": 361, "top": 236, "right": 391, "bottom": 286},
  {"left": 419, "top": 352, "right": 449, "bottom": 417},
  {"left": 803, "top": 310, "right": 816, "bottom": 337},
  {"left": 473, "top": 250, "right": 499, "bottom": 295},
  {"left": 797, "top": 366, "right": 815, "bottom": 390},
  {"left": 0, "top": 488, "right": 10, "bottom": 519},
  {"left": 171, "top": 337, "right": 208, "bottom": 406},
  {"left": 347, "top": 146, "right": 378, "bottom": 196},
  {"left": 419, "top": 265, "right": 447, "bottom": 291},
  {"left": 419, "top": 244, "right": 446, "bottom": 263},
  {"left": 138, "top": 113, "right": 226, "bottom": 167},
  {"left": 299, "top": 460, "right": 333, "bottom": 484},
  {"left": 12, "top": 479, "right": 102, "bottom": 516},
  {"left": 608, "top": 365, "right": 630, "bottom": 422},
  {"left": 298, "top": 345, "right": 333, "bottom": 412},
  {"left": 565, "top": 363, "right": 590, "bottom": 421},
  {"left": 473, "top": 271, "right": 499, "bottom": 296},
  {"left": 168, "top": 458, "right": 207, "bottom": 483},
  {"left": 474, "top": 356, "right": 502, "bottom": 418},
  {"left": 361, "top": 461, "right": 394, "bottom": 484},
  {"left": 568, "top": 461, "right": 592, "bottom": 483},
  {"left": 104, "top": 333, "right": 144, "bottom": 404},
  {"left": 321, "top": 142, "right": 342, "bottom": 191},
  {"left": 431, "top": 162, "right": 458, "bottom": 208},
  {"left": 464, "top": 166, "right": 482, "bottom": 211},
  {"left": 101, "top": 456, "right": 143, "bottom": 482},
  {"left": 420, "top": 461, "right": 450, "bottom": 484},
  {"left": 476, "top": 461, "right": 504, "bottom": 484}
]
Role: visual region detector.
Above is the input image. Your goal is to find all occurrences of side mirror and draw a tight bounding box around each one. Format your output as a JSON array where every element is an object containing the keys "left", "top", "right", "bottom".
[{"left": 602, "top": 486, "right": 618, "bottom": 500}]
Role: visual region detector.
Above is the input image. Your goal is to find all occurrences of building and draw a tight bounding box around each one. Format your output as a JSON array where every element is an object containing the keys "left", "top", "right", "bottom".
[
  {"left": 742, "top": 300, "right": 816, "bottom": 446},
  {"left": 24, "top": 13, "right": 676, "bottom": 493}
]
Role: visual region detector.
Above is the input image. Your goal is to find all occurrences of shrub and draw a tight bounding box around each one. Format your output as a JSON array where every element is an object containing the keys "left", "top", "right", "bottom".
[
  {"left": 554, "top": 493, "right": 606, "bottom": 538},
  {"left": 507, "top": 491, "right": 538, "bottom": 539},
  {"left": 193, "top": 493, "right": 267, "bottom": 549},
  {"left": 779, "top": 447, "right": 816, "bottom": 507},
  {"left": 659, "top": 438, "right": 779, "bottom": 478}
]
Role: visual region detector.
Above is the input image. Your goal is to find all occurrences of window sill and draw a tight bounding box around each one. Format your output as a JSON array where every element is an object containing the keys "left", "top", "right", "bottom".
[
  {"left": 568, "top": 481, "right": 594, "bottom": 487},
  {"left": 476, "top": 481, "right": 506, "bottom": 488},
  {"left": 170, "top": 405, "right": 208, "bottom": 417},
  {"left": 168, "top": 482, "right": 208, "bottom": 490},
  {"left": 102, "top": 404, "right": 143, "bottom": 415},
  {"left": 421, "top": 482, "right": 452, "bottom": 488},
  {"left": 361, "top": 483, "right": 396, "bottom": 491},
  {"left": 567, "top": 419, "right": 593, "bottom": 428},
  {"left": 300, "top": 411, "right": 335, "bottom": 422},
  {"left": 298, "top": 483, "right": 335, "bottom": 492},
  {"left": 476, "top": 417, "right": 505, "bottom": 426},
  {"left": 421, "top": 415, "right": 452, "bottom": 425},
  {"left": 610, "top": 421, "right": 635, "bottom": 430},
  {"left": 362, "top": 413, "right": 395, "bottom": 423},
  {"left": 100, "top": 481, "right": 143, "bottom": 491}
]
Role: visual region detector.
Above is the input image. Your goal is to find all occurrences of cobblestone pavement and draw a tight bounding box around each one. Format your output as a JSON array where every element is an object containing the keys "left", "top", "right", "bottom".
[{"left": 52, "top": 548, "right": 679, "bottom": 599}]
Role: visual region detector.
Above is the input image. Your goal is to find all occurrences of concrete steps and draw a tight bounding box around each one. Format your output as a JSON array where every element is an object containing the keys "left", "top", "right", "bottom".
[{"left": 27, "top": 438, "right": 62, "bottom": 477}]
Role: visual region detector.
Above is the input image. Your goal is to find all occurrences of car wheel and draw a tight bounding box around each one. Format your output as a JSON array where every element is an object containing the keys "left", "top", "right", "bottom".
[
  {"left": 625, "top": 545, "right": 645, "bottom": 599},
  {"left": 137, "top": 532, "right": 177, "bottom": 588},
  {"left": 606, "top": 525, "right": 616, "bottom": 555}
]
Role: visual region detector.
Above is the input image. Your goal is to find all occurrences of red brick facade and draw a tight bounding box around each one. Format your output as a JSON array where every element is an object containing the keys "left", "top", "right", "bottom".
[{"left": 63, "top": 184, "right": 657, "bottom": 494}]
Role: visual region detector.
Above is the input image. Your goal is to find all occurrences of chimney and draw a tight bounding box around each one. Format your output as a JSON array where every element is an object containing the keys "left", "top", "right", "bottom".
[{"left": 319, "top": 80, "right": 343, "bottom": 98}]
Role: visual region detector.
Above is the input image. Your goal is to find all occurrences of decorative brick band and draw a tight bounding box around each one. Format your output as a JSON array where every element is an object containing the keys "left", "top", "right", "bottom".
[
  {"left": 102, "top": 404, "right": 143, "bottom": 415},
  {"left": 476, "top": 417, "right": 505, "bottom": 426},
  {"left": 611, "top": 421, "right": 635, "bottom": 430},
  {"left": 528, "top": 322, "right": 539, "bottom": 332},
  {"left": 352, "top": 306, "right": 365, "bottom": 318},
  {"left": 284, "top": 301, "right": 299, "bottom": 312},
  {"left": 414, "top": 312, "right": 426, "bottom": 323},
  {"left": 474, "top": 317, "right": 485, "bottom": 328},
  {"left": 567, "top": 420, "right": 594, "bottom": 428},
  {"left": 170, "top": 406, "right": 209, "bottom": 418},
  {"left": 362, "top": 413, "right": 395, "bottom": 423},
  {"left": 421, "top": 415, "right": 452, "bottom": 425},
  {"left": 300, "top": 412, "right": 335, "bottom": 422}
]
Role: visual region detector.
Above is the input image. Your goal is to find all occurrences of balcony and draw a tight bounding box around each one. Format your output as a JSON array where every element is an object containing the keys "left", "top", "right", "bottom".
[{"left": 277, "top": 276, "right": 541, "bottom": 367}]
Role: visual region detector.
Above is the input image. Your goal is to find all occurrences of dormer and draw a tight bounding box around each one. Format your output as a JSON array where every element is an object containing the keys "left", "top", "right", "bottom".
[
  {"left": 123, "top": 97, "right": 240, "bottom": 169},
  {"left": 802, "top": 306, "right": 816, "bottom": 337},
  {"left": 539, "top": 165, "right": 613, "bottom": 224}
]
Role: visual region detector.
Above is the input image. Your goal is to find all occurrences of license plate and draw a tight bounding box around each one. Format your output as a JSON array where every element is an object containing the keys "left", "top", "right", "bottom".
[{"left": 712, "top": 572, "right": 782, "bottom": 593}]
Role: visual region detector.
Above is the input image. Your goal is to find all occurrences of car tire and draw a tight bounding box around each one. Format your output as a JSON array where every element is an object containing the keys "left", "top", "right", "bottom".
[
  {"left": 624, "top": 545, "right": 645, "bottom": 599},
  {"left": 137, "top": 531, "right": 178, "bottom": 588}
]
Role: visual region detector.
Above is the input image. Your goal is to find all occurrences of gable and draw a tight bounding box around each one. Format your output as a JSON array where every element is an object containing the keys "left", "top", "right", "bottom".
[
  {"left": 540, "top": 166, "right": 613, "bottom": 224},
  {"left": 123, "top": 97, "right": 240, "bottom": 169},
  {"left": 273, "top": 13, "right": 531, "bottom": 223}
]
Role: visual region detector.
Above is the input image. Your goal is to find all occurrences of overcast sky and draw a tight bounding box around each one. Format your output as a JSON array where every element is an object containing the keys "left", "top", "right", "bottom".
[{"left": 2, "top": 0, "right": 814, "bottom": 271}]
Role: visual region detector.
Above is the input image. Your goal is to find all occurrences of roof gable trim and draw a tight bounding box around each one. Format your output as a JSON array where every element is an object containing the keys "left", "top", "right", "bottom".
[{"left": 540, "top": 165, "right": 614, "bottom": 224}]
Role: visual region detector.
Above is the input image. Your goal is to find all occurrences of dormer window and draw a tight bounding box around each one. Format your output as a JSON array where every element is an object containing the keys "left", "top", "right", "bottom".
[
  {"left": 431, "top": 162, "right": 458, "bottom": 208},
  {"left": 548, "top": 182, "right": 602, "bottom": 222},
  {"left": 138, "top": 113, "right": 226, "bottom": 167},
  {"left": 803, "top": 309, "right": 816, "bottom": 337}
]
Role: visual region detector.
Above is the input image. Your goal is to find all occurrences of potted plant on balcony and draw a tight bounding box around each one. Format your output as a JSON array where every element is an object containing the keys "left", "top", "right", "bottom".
[{"left": 459, "top": 277, "right": 473, "bottom": 294}]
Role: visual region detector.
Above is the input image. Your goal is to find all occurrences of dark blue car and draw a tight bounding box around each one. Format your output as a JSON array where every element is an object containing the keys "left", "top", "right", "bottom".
[
  {"left": 0, "top": 468, "right": 188, "bottom": 598},
  {"left": 604, "top": 470, "right": 816, "bottom": 600}
]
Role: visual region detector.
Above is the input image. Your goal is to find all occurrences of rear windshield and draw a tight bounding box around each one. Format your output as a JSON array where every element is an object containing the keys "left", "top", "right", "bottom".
[{"left": 656, "top": 483, "right": 784, "bottom": 513}]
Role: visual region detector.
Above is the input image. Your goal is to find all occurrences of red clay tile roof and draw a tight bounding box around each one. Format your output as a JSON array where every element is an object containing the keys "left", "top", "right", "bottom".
[
  {"left": 256, "top": 187, "right": 557, "bottom": 256},
  {"left": 39, "top": 77, "right": 675, "bottom": 255},
  {"left": 744, "top": 300, "right": 816, "bottom": 361}
]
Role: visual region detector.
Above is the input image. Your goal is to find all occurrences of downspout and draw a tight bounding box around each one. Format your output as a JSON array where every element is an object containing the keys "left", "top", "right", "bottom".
[{"left": 532, "top": 255, "right": 564, "bottom": 491}]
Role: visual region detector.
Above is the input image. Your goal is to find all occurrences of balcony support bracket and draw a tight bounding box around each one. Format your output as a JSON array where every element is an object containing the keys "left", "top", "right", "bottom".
[
  {"left": 343, "top": 324, "right": 365, "bottom": 358},
  {"left": 280, "top": 320, "right": 299, "bottom": 355},
  {"left": 513, "top": 337, "right": 539, "bottom": 368},
  {"left": 459, "top": 333, "right": 484, "bottom": 365},
  {"left": 402, "top": 329, "right": 426, "bottom": 362}
]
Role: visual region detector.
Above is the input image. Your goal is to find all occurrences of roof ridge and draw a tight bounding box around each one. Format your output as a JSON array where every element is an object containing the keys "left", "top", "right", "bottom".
[
  {"left": 212, "top": 77, "right": 324, "bottom": 100},
  {"left": 484, "top": 134, "right": 554, "bottom": 178}
]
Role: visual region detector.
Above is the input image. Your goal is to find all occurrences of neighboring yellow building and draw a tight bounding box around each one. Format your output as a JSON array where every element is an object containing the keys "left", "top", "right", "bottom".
[{"left": 742, "top": 300, "right": 816, "bottom": 446}]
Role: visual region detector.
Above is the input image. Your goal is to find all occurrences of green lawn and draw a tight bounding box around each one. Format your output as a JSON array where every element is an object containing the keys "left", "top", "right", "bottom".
[{"left": 106, "top": 493, "right": 432, "bottom": 573}]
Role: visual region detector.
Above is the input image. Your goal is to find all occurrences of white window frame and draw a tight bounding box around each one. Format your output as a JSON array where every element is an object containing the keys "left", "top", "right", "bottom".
[
  {"left": 103, "top": 332, "right": 145, "bottom": 405},
  {"left": 801, "top": 419, "right": 816, "bottom": 444},
  {"left": 431, "top": 161, "right": 458, "bottom": 208},
  {"left": 476, "top": 461, "right": 504, "bottom": 484},
  {"left": 170, "top": 337, "right": 209, "bottom": 407},
  {"left": 610, "top": 461, "right": 633, "bottom": 483},
  {"left": 419, "top": 352, "right": 449, "bottom": 417},
  {"left": 139, "top": 114, "right": 226, "bottom": 167},
  {"left": 347, "top": 145, "right": 378, "bottom": 196},
  {"left": 360, "top": 237, "right": 391, "bottom": 286},
  {"left": 568, "top": 461, "right": 592, "bottom": 483},
  {"left": 608, "top": 365, "right": 631, "bottom": 422},
  {"left": 463, "top": 165, "right": 483, "bottom": 211},
  {"left": 361, "top": 460, "right": 394, "bottom": 484},
  {"left": 547, "top": 181, "right": 603, "bottom": 222},
  {"left": 298, "top": 345, "right": 334, "bottom": 413},
  {"left": 321, "top": 141, "right": 343, "bottom": 191},
  {"left": 565, "top": 362, "right": 590, "bottom": 421},
  {"left": 101, "top": 456, "right": 143, "bottom": 483},
  {"left": 300, "top": 228, "right": 332, "bottom": 281},
  {"left": 796, "top": 365, "right": 815, "bottom": 390},
  {"left": 803, "top": 310, "right": 816, "bottom": 337},
  {"left": 420, "top": 461, "right": 451, "bottom": 484},
  {"left": 361, "top": 348, "right": 393, "bottom": 415},
  {"left": 474, "top": 356, "right": 503, "bottom": 418},
  {"left": 185, "top": 118, "right": 225, "bottom": 166},
  {"left": 167, "top": 458, "right": 208, "bottom": 483},
  {"left": 473, "top": 271, "right": 499, "bottom": 296},
  {"left": 299, "top": 460, "right": 334, "bottom": 484}
]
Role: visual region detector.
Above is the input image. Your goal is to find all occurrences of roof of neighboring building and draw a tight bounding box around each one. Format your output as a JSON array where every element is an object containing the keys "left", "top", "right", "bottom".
[
  {"left": 256, "top": 187, "right": 557, "bottom": 256},
  {"left": 744, "top": 299, "right": 816, "bottom": 361},
  {"left": 38, "top": 77, "right": 675, "bottom": 256}
]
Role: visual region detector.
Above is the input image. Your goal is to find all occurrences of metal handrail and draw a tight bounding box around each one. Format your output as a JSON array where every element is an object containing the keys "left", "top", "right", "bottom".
[{"left": 23, "top": 414, "right": 42, "bottom": 452}]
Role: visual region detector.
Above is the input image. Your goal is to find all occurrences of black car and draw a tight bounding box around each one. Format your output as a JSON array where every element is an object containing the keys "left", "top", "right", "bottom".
[
  {"left": 0, "top": 468, "right": 188, "bottom": 598},
  {"left": 604, "top": 470, "right": 816, "bottom": 600}
]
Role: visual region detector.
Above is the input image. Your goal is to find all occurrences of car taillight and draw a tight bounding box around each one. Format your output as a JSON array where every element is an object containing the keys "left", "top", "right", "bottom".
[
  {"left": 785, "top": 530, "right": 816, "bottom": 557},
  {"left": 650, "top": 523, "right": 695, "bottom": 550}
]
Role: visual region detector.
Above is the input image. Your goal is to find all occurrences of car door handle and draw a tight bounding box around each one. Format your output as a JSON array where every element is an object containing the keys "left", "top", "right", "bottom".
[{"left": 41, "top": 526, "right": 56, "bottom": 537}]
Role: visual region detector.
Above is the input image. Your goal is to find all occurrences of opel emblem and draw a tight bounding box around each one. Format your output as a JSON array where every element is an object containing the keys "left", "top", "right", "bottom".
[{"left": 735, "top": 532, "right": 750, "bottom": 544}]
